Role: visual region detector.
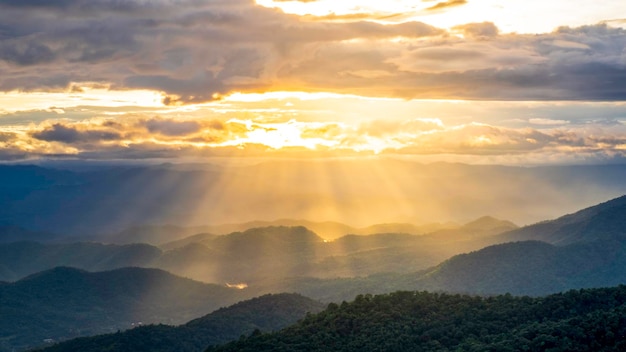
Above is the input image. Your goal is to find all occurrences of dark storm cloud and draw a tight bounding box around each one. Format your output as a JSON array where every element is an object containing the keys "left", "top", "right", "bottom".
[{"left": 0, "top": 0, "right": 625, "bottom": 101}]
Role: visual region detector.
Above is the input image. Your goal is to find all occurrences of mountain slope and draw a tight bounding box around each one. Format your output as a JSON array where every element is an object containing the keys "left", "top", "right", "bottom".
[
  {"left": 274, "top": 238, "right": 626, "bottom": 301},
  {"left": 498, "top": 194, "right": 626, "bottom": 245},
  {"left": 413, "top": 239, "right": 626, "bottom": 295},
  {"left": 37, "top": 293, "right": 325, "bottom": 352},
  {"left": 207, "top": 287, "right": 626, "bottom": 352},
  {"left": 0, "top": 267, "right": 253, "bottom": 352}
]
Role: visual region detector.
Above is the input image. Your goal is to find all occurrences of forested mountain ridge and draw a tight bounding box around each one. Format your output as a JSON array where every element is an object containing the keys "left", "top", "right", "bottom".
[
  {"left": 207, "top": 287, "right": 626, "bottom": 352},
  {"left": 412, "top": 239, "right": 626, "bottom": 295},
  {"left": 36, "top": 293, "right": 325, "bottom": 352},
  {"left": 0, "top": 267, "right": 253, "bottom": 352},
  {"left": 497, "top": 194, "right": 626, "bottom": 245}
]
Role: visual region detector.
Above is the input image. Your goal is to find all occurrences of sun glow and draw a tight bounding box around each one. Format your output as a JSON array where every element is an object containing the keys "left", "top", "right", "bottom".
[
  {"left": 256, "top": 0, "right": 626, "bottom": 33},
  {"left": 0, "top": 84, "right": 164, "bottom": 115},
  {"left": 224, "top": 119, "right": 343, "bottom": 150}
]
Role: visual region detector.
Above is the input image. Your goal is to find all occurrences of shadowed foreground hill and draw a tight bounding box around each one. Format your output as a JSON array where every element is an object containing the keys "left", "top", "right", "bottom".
[
  {"left": 0, "top": 267, "right": 252, "bottom": 352},
  {"left": 38, "top": 293, "right": 324, "bottom": 352},
  {"left": 208, "top": 287, "right": 626, "bottom": 352}
]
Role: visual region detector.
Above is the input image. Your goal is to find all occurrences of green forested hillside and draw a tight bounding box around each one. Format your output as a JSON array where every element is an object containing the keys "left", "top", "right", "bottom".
[
  {"left": 37, "top": 293, "right": 324, "bottom": 352},
  {"left": 0, "top": 267, "right": 252, "bottom": 352},
  {"left": 208, "top": 287, "right": 626, "bottom": 352}
]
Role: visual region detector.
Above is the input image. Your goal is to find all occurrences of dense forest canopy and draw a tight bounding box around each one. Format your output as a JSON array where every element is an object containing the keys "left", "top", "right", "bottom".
[{"left": 208, "top": 287, "right": 626, "bottom": 352}]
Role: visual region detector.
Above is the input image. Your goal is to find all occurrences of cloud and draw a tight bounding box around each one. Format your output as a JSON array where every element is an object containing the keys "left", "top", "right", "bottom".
[
  {"left": 143, "top": 118, "right": 202, "bottom": 136},
  {"left": 31, "top": 123, "right": 121, "bottom": 143},
  {"left": 0, "top": 1, "right": 624, "bottom": 102},
  {"left": 452, "top": 22, "right": 499, "bottom": 38},
  {"left": 425, "top": 0, "right": 468, "bottom": 12},
  {"left": 529, "top": 118, "right": 570, "bottom": 126},
  {"left": 0, "top": 114, "right": 624, "bottom": 163},
  {"left": 0, "top": 41, "right": 56, "bottom": 66}
]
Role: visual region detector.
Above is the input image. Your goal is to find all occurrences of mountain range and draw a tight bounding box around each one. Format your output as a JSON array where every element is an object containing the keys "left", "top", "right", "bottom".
[
  {"left": 1, "top": 173, "right": 626, "bottom": 351},
  {"left": 0, "top": 217, "right": 516, "bottom": 284},
  {"left": 259, "top": 195, "right": 626, "bottom": 300}
]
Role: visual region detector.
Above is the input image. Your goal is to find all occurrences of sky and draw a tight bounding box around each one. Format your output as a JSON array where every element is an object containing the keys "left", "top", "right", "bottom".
[{"left": 0, "top": 0, "right": 626, "bottom": 164}]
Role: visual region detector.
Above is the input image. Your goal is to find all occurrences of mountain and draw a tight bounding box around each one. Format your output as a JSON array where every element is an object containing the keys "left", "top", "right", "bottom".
[
  {"left": 203, "top": 219, "right": 455, "bottom": 241},
  {"left": 36, "top": 293, "right": 325, "bottom": 352},
  {"left": 106, "top": 225, "right": 216, "bottom": 246},
  {"left": 394, "top": 195, "right": 626, "bottom": 296},
  {"left": 207, "top": 287, "right": 626, "bottom": 352},
  {"left": 159, "top": 218, "right": 516, "bottom": 282},
  {"left": 255, "top": 195, "right": 626, "bottom": 300},
  {"left": 204, "top": 220, "right": 360, "bottom": 241},
  {"left": 413, "top": 239, "right": 626, "bottom": 295},
  {"left": 0, "top": 267, "right": 253, "bottom": 352},
  {"left": 459, "top": 215, "right": 518, "bottom": 234},
  {"left": 497, "top": 194, "right": 626, "bottom": 245},
  {"left": 269, "top": 238, "right": 626, "bottom": 301},
  {"left": 159, "top": 233, "right": 218, "bottom": 251},
  {"left": 191, "top": 226, "right": 324, "bottom": 283}
]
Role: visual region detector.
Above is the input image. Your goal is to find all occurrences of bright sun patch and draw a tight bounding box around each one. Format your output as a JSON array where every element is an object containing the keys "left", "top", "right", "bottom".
[{"left": 224, "top": 119, "right": 342, "bottom": 150}]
